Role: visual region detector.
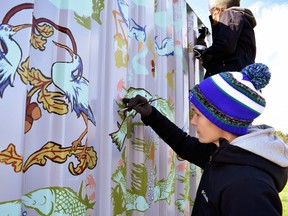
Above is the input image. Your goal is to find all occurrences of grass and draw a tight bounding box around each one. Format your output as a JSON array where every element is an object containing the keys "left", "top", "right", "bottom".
[{"left": 280, "top": 182, "right": 288, "bottom": 216}]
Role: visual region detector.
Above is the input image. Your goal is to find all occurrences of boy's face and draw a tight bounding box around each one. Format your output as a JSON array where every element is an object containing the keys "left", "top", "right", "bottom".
[{"left": 190, "top": 105, "right": 225, "bottom": 146}]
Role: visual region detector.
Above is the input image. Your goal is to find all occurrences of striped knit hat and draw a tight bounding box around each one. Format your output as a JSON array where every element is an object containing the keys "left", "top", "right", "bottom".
[{"left": 189, "top": 63, "right": 271, "bottom": 135}]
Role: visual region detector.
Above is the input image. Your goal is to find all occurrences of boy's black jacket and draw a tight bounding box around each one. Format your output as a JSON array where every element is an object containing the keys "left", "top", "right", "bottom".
[{"left": 142, "top": 107, "right": 288, "bottom": 216}]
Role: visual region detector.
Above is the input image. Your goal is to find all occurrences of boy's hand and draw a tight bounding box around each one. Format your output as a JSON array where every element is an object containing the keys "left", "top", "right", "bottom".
[{"left": 122, "top": 95, "right": 152, "bottom": 117}]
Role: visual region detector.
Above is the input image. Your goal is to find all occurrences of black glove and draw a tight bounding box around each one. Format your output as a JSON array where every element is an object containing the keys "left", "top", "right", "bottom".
[
  {"left": 196, "top": 26, "right": 208, "bottom": 47},
  {"left": 122, "top": 95, "right": 152, "bottom": 117},
  {"left": 193, "top": 45, "right": 206, "bottom": 60},
  {"left": 198, "top": 26, "right": 209, "bottom": 39}
]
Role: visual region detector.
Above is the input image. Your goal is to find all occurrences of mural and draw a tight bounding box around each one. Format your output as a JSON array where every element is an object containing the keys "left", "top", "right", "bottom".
[
  {"left": 0, "top": 0, "right": 201, "bottom": 215},
  {"left": 0, "top": 2, "right": 97, "bottom": 176},
  {"left": 0, "top": 181, "right": 95, "bottom": 215}
]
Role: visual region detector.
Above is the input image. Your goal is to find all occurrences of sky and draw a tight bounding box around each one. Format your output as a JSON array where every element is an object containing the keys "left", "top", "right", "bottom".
[
  {"left": 242, "top": 0, "right": 288, "bottom": 134},
  {"left": 191, "top": 0, "right": 288, "bottom": 134}
]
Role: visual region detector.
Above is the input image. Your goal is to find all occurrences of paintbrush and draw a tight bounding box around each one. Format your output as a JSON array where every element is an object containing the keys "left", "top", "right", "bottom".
[{"left": 117, "top": 98, "right": 161, "bottom": 113}]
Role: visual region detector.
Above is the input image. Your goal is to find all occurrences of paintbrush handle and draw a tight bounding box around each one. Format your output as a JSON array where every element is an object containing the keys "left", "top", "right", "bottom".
[{"left": 117, "top": 98, "right": 160, "bottom": 112}]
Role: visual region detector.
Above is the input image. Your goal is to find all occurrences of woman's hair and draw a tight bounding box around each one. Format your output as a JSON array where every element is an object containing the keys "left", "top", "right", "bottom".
[
  {"left": 209, "top": 0, "right": 240, "bottom": 25},
  {"left": 210, "top": 7, "right": 225, "bottom": 25}
]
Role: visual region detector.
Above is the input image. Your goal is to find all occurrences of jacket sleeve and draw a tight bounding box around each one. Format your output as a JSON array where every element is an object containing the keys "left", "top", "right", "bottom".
[
  {"left": 141, "top": 107, "right": 217, "bottom": 169},
  {"left": 220, "top": 180, "right": 282, "bottom": 216},
  {"left": 204, "top": 10, "right": 245, "bottom": 60}
]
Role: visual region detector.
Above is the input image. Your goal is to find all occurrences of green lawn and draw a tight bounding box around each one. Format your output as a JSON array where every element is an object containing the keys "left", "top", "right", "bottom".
[{"left": 280, "top": 182, "right": 288, "bottom": 216}]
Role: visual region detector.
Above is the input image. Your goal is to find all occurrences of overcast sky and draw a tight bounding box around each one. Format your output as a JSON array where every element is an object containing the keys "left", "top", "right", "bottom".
[{"left": 245, "top": 1, "right": 288, "bottom": 134}]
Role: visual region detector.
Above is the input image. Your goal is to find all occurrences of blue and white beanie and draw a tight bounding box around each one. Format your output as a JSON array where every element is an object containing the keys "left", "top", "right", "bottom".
[{"left": 189, "top": 63, "right": 271, "bottom": 135}]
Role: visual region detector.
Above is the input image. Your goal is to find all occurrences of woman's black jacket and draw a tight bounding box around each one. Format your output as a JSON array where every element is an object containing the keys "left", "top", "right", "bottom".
[{"left": 202, "top": 8, "right": 257, "bottom": 78}]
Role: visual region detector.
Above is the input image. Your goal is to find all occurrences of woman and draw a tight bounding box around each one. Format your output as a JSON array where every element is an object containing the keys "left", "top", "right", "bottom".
[
  {"left": 194, "top": 0, "right": 257, "bottom": 79},
  {"left": 122, "top": 63, "right": 288, "bottom": 216}
]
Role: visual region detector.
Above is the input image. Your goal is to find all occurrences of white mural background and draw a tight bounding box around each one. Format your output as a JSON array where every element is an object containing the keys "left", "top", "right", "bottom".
[{"left": 0, "top": 0, "right": 205, "bottom": 215}]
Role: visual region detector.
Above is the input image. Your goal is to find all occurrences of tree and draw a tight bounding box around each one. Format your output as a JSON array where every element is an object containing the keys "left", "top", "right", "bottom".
[{"left": 274, "top": 131, "right": 288, "bottom": 144}]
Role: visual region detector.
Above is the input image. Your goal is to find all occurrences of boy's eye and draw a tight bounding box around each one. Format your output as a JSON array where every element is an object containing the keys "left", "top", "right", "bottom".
[
  {"left": 190, "top": 109, "right": 201, "bottom": 119},
  {"left": 189, "top": 109, "right": 195, "bottom": 119}
]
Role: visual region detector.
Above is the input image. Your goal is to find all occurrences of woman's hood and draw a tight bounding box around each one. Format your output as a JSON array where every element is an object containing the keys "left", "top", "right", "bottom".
[
  {"left": 228, "top": 7, "right": 257, "bottom": 28},
  {"left": 231, "top": 124, "right": 288, "bottom": 167}
]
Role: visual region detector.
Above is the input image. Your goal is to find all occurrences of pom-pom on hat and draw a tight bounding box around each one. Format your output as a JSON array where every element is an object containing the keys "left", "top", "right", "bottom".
[
  {"left": 189, "top": 63, "right": 271, "bottom": 135},
  {"left": 209, "top": 0, "right": 240, "bottom": 9}
]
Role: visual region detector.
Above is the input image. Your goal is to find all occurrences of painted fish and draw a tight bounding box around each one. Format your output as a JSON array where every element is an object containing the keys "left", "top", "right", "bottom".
[
  {"left": 112, "top": 168, "right": 149, "bottom": 211},
  {"left": 110, "top": 87, "right": 153, "bottom": 151}
]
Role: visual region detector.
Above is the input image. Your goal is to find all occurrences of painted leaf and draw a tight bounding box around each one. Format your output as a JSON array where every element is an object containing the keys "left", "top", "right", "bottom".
[
  {"left": 0, "top": 144, "right": 23, "bottom": 172},
  {"left": 35, "top": 23, "right": 54, "bottom": 38},
  {"left": 37, "top": 88, "right": 68, "bottom": 114},
  {"left": 22, "top": 142, "right": 71, "bottom": 172},
  {"left": 30, "top": 33, "right": 47, "bottom": 51},
  {"left": 69, "top": 147, "right": 98, "bottom": 175},
  {"left": 28, "top": 68, "right": 51, "bottom": 87},
  {"left": 17, "top": 57, "right": 30, "bottom": 84},
  {"left": 92, "top": 0, "right": 105, "bottom": 25},
  {"left": 22, "top": 142, "right": 97, "bottom": 176}
]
